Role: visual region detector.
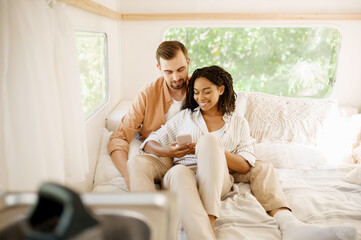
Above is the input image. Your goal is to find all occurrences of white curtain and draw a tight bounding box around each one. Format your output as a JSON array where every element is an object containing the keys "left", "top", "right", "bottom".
[{"left": 0, "top": 0, "right": 89, "bottom": 191}]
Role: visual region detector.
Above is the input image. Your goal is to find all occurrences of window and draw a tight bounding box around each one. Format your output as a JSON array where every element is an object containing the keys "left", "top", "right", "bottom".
[
  {"left": 165, "top": 27, "right": 341, "bottom": 98},
  {"left": 75, "top": 31, "right": 108, "bottom": 118}
]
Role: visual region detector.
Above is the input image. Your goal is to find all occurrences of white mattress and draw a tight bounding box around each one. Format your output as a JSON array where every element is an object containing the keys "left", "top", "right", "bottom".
[{"left": 205, "top": 165, "right": 361, "bottom": 240}]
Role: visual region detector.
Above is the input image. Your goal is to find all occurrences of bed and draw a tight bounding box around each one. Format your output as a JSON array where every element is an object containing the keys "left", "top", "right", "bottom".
[
  {"left": 215, "top": 166, "right": 361, "bottom": 240},
  {"left": 93, "top": 91, "right": 361, "bottom": 240}
]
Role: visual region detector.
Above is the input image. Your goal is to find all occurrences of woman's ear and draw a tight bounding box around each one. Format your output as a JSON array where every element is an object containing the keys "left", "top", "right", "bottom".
[{"left": 219, "top": 85, "right": 225, "bottom": 95}]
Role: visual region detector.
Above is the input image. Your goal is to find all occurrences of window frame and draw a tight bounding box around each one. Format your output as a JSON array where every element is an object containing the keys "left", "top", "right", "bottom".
[{"left": 75, "top": 30, "right": 110, "bottom": 120}]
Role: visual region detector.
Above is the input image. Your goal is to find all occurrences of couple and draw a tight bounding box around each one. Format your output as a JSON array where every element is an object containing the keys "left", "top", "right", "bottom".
[{"left": 108, "top": 41, "right": 356, "bottom": 240}]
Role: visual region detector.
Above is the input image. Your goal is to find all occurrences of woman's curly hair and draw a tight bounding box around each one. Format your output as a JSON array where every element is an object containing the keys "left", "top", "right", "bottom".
[{"left": 183, "top": 65, "right": 236, "bottom": 115}]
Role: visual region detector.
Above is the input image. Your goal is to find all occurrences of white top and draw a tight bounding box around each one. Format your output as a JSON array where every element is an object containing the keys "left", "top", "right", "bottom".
[
  {"left": 210, "top": 124, "right": 226, "bottom": 139},
  {"left": 140, "top": 107, "right": 256, "bottom": 167},
  {"left": 164, "top": 98, "right": 185, "bottom": 122}
]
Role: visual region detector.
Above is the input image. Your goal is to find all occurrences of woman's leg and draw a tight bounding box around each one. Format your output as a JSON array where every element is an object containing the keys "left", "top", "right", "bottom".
[
  {"left": 163, "top": 165, "right": 216, "bottom": 240},
  {"left": 196, "top": 134, "right": 234, "bottom": 223}
]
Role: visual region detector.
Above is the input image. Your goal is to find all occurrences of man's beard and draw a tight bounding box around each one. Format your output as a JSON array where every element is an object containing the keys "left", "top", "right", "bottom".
[{"left": 170, "top": 79, "right": 185, "bottom": 90}]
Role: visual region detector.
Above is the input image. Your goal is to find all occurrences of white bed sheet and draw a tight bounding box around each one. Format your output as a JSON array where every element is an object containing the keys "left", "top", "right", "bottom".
[{"left": 208, "top": 165, "right": 361, "bottom": 240}]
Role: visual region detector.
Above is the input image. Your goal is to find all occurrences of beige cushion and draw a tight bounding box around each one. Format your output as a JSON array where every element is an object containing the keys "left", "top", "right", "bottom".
[
  {"left": 92, "top": 128, "right": 128, "bottom": 193},
  {"left": 106, "top": 100, "right": 133, "bottom": 132},
  {"left": 240, "top": 92, "right": 338, "bottom": 145}
]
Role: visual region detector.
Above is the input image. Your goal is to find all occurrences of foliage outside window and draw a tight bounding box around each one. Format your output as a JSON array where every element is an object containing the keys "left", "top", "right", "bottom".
[
  {"left": 75, "top": 32, "right": 108, "bottom": 118},
  {"left": 165, "top": 27, "right": 341, "bottom": 98}
]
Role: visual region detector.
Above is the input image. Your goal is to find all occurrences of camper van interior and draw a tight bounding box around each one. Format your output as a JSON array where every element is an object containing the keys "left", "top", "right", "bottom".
[{"left": 1, "top": 0, "right": 361, "bottom": 239}]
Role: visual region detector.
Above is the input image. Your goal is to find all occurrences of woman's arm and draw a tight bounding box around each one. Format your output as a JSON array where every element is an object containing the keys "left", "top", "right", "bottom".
[
  {"left": 225, "top": 151, "right": 251, "bottom": 174},
  {"left": 144, "top": 140, "right": 195, "bottom": 158},
  {"left": 229, "top": 114, "right": 256, "bottom": 171}
]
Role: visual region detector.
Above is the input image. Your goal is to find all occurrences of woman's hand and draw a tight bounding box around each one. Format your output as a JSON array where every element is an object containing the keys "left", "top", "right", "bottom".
[
  {"left": 144, "top": 140, "right": 195, "bottom": 158},
  {"left": 164, "top": 142, "right": 196, "bottom": 158}
]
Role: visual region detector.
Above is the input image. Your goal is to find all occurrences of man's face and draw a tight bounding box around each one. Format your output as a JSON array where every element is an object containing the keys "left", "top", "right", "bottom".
[{"left": 158, "top": 50, "right": 190, "bottom": 90}]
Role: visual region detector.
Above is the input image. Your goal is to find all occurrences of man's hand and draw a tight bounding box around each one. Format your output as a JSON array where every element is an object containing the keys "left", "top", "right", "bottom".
[{"left": 110, "top": 150, "right": 130, "bottom": 189}]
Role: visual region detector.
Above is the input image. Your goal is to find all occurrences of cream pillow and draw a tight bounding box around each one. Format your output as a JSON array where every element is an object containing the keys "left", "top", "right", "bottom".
[
  {"left": 343, "top": 164, "right": 361, "bottom": 186},
  {"left": 254, "top": 142, "right": 328, "bottom": 169},
  {"left": 245, "top": 92, "right": 337, "bottom": 145},
  {"left": 92, "top": 128, "right": 128, "bottom": 193},
  {"left": 235, "top": 92, "right": 248, "bottom": 117}
]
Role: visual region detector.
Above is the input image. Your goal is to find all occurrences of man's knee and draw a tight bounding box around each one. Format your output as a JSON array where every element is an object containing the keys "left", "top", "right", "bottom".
[
  {"left": 127, "top": 154, "right": 153, "bottom": 172},
  {"left": 252, "top": 160, "right": 276, "bottom": 176},
  {"left": 255, "top": 160, "right": 274, "bottom": 169}
]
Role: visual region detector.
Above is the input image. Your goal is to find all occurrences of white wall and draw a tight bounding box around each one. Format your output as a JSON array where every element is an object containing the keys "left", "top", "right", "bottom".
[
  {"left": 120, "top": 20, "right": 361, "bottom": 111},
  {"left": 65, "top": 0, "right": 122, "bottom": 191},
  {"left": 332, "top": 21, "right": 361, "bottom": 108}
]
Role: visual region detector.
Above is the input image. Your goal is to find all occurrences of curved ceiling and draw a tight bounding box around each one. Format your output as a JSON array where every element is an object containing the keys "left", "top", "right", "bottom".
[{"left": 116, "top": 0, "right": 361, "bottom": 14}]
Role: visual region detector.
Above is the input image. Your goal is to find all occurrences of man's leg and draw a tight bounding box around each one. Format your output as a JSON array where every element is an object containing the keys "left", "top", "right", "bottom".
[
  {"left": 233, "top": 160, "right": 356, "bottom": 240},
  {"left": 128, "top": 154, "right": 173, "bottom": 192},
  {"left": 273, "top": 210, "right": 357, "bottom": 240},
  {"left": 233, "top": 160, "right": 290, "bottom": 211}
]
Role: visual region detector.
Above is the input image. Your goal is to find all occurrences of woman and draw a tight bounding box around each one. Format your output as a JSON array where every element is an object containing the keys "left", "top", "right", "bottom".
[{"left": 140, "top": 65, "right": 256, "bottom": 240}]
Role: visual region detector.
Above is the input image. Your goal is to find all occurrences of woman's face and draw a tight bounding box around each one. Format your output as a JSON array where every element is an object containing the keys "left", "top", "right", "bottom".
[{"left": 193, "top": 77, "right": 224, "bottom": 114}]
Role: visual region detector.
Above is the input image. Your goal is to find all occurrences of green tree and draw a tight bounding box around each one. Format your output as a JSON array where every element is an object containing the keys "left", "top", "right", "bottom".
[{"left": 165, "top": 27, "right": 340, "bottom": 98}]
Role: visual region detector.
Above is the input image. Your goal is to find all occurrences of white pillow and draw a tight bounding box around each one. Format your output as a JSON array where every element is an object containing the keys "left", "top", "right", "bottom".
[
  {"left": 92, "top": 128, "right": 129, "bottom": 192},
  {"left": 105, "top": 100, "right": 133, "bottom": 132},
  {"left": 318, "top": 114, "right": 361, "bottom": 165},
  {"left": 244, "top": 92, "right": 337, "bottom": 145},
  {"left": 338, "top": 105, "right": 359, "bottom": 117},
  {"left": 343, "top": 164, "right": 361, "bottom": 186},
  {"left": 235, "top": 92, "right": 248, "bottom": 117},
  {"left": 254, "top": 142, "right": 328, "bottom": 169}
]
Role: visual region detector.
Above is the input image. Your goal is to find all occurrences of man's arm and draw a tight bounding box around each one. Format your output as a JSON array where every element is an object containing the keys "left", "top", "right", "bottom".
[
  {"left": 110, "top": 150, "right": 130, "bottom": 189},
  {"left": 108, "top": 91, "right": 148, "bottom": 188}
]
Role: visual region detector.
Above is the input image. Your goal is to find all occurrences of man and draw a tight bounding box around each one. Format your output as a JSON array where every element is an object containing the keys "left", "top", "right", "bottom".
[
  {"left": 108, "top": 41, "right": 190, "bottom": 188},
  {"left": 110, "top": 41, "right": 356, "bottom": 240}
]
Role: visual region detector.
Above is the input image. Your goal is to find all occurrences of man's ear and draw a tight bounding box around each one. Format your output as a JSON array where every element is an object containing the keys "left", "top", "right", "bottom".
[{"left": 187, "top": 57, "right": 190, "bottom": 66}]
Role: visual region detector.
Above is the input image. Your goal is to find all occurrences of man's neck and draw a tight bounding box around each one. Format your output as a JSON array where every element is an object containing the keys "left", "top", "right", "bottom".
[{"left": 169, "top": 86, "right": 186, "bottom": 101}]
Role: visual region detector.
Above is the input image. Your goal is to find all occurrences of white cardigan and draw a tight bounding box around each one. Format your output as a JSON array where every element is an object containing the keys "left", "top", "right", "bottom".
[{"left": 141, "top": 107, "right": 256, "bottom": 167}]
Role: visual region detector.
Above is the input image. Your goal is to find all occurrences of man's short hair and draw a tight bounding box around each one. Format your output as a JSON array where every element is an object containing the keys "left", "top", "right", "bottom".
[{"left": 156, "top": 41, "right": 188, "bottom": 66}]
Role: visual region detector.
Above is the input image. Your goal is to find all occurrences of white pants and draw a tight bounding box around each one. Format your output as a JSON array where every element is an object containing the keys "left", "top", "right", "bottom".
[{"left": 163, "top": 134, "right": 233, "bottom": 240}]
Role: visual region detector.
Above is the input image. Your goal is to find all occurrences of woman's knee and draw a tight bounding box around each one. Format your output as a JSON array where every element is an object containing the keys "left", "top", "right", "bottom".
[
  {"left": 197, "top": 134, "right": 218, "bottom": 146},
  {"left": 196, "top": 134, "right": 222, "bottom": 154},
  {"left": 164, "top": 165, "right": 195, "bottom": 189},
  {"left": 167, "top": 164, "right": 193, "bottom": 178}
]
